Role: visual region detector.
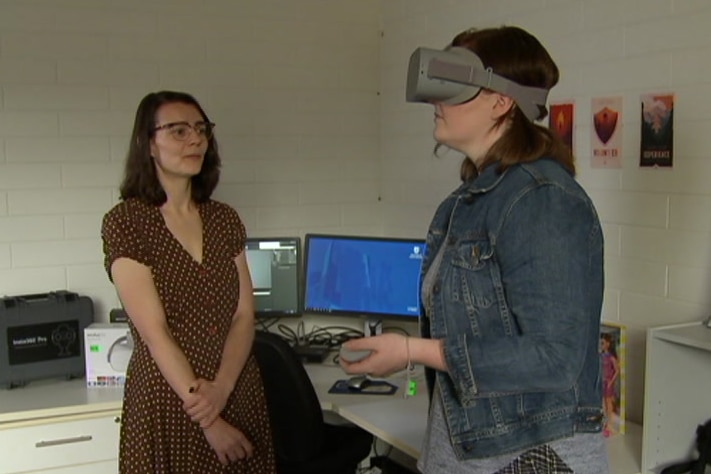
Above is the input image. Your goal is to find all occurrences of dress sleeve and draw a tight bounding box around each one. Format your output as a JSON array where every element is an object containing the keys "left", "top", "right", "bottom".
[{"left": 101, "top": 205, "right": 150, "bottom": 282}]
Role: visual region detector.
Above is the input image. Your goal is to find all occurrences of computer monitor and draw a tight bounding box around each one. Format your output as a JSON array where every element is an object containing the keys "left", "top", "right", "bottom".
[
  {"left": 303, "top": 234, "right": 426, "bottom": 325},
  {"left": 245, "top": 237, "right": 301, "bottom": 319}
]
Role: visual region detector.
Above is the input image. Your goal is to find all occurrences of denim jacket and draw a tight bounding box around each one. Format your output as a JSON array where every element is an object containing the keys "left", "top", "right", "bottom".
[{"left": 420, "top": 158, "right": 604, "bottom": 459}]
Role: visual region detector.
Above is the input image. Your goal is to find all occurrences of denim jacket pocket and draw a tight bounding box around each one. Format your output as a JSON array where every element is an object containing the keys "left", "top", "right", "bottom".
[
  {"left": 449, "top": 240, "right": 496, "bottom": 338},
  {"left": 451, "top": 240, "right": 493, "bottom": 271}
]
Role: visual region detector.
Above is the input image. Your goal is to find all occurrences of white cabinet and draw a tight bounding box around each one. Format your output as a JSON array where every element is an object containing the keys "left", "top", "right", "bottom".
[
  {"left": 641, "top": 321, "right": 711, "bottom": 473},
  {"left": 0, "top": 413, "right": 120, "bottom": 474},
  {"left": 0, "top": 379, "right": 123, "bottom": 474},
  {"left": 39, "top": 460, "right": 118, "bottom": 473}
]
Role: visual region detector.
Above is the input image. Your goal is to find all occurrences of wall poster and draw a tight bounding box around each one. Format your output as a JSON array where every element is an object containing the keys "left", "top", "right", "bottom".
[
  {"left": 600, "top": 322, "right": 626, "bottom": 436},
  {"left": 640, "top": 93, "right": 674, "bottom": 167},
  {"left": 591, "top": 97, "right": 623, "bottom": 169},
  {"left": 549, "top": 101, "right": 575, "bottom": 152}
]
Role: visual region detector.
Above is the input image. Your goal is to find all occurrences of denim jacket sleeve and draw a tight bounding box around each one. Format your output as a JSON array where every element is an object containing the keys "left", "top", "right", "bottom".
[{"left": 442, "top": 182, "right": 604, "bottom": 397}]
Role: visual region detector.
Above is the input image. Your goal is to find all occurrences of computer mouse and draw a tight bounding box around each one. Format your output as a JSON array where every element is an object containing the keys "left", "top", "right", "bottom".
[{"left": 347, "top": 375, "right": 371, "bottom": 391}]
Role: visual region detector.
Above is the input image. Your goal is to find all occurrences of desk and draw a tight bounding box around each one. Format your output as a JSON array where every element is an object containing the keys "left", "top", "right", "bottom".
[
  {"left": 0, "top": 365, "right": 643, "bottom": 474},
  {"left": 0, "top": 379, "right": 123, "bottom": 473},
  {"left": 304, "top": 363, "right": 425, "bottom": 457},
  {"left": 304, "top": 363, "right": 643, "bottom": 474},
  {"left": 0, "top": 379, "right": 123, "bottom": 425},
  {"left": 339, "top": 393, "right": 427, "bottom": 459}
]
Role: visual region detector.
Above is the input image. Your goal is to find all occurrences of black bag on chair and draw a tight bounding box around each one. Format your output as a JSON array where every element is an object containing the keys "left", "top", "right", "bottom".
[{"left": 661, "top": 419, "right": 711, "bottom": 474}]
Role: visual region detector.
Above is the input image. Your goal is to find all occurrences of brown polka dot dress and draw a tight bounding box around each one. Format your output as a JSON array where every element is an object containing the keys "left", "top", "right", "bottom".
[{"left": 102, "top": 198, "right": 276, "bottom": 474}]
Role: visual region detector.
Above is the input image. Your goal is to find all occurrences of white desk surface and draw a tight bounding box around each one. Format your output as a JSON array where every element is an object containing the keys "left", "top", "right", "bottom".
[
  {"left": 338, "top": 393, "right": 428, "bottom": 459},
  {"left": 0, "top": 378, "right": 122, "bottom": 424},
  {"left": 306, "top": 363, "right": 642, "bottom": 473},
  {"left": 0, "top": 363, "right": 642, "bottom": 473},
  {"left": 304, "top": 362, "right": 426, "bottom": 459}
]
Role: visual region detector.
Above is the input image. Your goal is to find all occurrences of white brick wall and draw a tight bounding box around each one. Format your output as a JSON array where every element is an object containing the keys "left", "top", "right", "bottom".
[
  {"left": 0, "top": 111, "right": 58, "bottom": 136},
  {"left": 0, "top": 0, "right": 382, "bottom": 321},
  {"left": 380, "top": 0, "right": 711, "bottom": 422}
]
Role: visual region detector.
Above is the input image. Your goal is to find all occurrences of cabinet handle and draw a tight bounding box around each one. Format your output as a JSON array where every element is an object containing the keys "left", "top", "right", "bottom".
[
  {"left": 114, "top": 416, "right": 121, "bottom": 423},
  {"left": 35, "top": 435, "right": 93, "bottom": 448}
]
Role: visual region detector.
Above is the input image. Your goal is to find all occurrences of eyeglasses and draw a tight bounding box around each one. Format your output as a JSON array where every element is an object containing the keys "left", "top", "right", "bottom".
[{"left": 153, "top": 121, "right": 216, "bottom": 141}]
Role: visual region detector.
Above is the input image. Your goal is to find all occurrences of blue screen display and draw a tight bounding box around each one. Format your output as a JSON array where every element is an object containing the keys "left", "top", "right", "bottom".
[{"left": 303, "top": 234, "right": 426, "bottom": 319}]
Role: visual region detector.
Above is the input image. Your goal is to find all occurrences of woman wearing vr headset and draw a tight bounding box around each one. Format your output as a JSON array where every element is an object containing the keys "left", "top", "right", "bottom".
[{"left": 341, "top": 26, "right": 607, "bottom": 473}]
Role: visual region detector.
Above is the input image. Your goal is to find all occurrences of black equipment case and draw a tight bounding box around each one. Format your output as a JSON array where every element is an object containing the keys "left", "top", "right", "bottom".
[{"left": 0, "top": 291, "right": 94, "bottom": 389}]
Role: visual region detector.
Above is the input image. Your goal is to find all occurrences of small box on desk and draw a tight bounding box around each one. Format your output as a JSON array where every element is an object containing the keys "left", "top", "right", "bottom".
[{"left": 84, "top": 323, "right": 133, "bottom": 387}]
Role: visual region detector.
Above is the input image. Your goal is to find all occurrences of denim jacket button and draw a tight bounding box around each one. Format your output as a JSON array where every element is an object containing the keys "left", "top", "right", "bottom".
[{"left": 433, "top": 283, "right": 441, "bottom": 294}]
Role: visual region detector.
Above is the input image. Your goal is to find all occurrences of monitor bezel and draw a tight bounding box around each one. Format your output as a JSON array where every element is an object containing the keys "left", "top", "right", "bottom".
[
  {"left": 302, "top": 233, "right": 425, "bottom": 322},
  {"left": 245, "top": 236, "right": 302, "bottom": 319}
]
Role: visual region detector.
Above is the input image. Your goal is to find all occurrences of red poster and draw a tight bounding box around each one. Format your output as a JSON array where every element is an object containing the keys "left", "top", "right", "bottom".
[{"left": 549, "top": 102, "right": 575, "bottom": 152}]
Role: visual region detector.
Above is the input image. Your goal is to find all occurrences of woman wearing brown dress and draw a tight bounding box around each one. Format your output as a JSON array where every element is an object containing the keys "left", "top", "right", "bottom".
[{"left": 102, "top": 90, "right": 275, "bottom": 473}]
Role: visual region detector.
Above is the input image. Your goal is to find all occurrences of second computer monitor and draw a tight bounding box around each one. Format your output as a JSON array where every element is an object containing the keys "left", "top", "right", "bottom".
[
  {"left": 245, "top": 236, "right": 301, "bottom": 319},
  {"left": 303, "top": 234, "right": 426, "bottom": 321}
]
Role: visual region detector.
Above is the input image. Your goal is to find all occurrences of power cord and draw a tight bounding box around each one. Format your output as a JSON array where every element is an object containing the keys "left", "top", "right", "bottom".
[
  {"left": 255, "top": 317, "right": 280, "bottom": 331},
  {"left": 307, "top": 325, "right": 364, "bottom": 347},
  {"left": 267, "top": 320, "right": 411, "bottom": 346},
  {"left": 275, "top": 322, "right": 301, "bottom": 345},
  {"left": 382, "top": 326, "right": 410, "bottom": 336},
  {"left": 275, "top": 323, "right": 364, "bottom": 348}
]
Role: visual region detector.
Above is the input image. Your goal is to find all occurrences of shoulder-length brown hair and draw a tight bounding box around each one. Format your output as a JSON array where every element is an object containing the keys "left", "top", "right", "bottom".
[
  {"left": 119, "top": 90, "right": 221, "bottom": 205},
  {"left": 450, "top": 26, "right": 574, "bottom": 182}
]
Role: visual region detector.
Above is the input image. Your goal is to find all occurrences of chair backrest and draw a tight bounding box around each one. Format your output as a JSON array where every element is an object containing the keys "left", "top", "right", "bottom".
[{"left": 252, "top": 330, "right": 325, "bottom": 464}]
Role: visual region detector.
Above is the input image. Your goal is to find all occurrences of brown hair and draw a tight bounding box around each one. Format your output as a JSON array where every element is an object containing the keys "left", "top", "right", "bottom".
[
  {"left": 448, "top": 26, "right": 574, "bottom": 181},
  {"left": 119, "top": 90, "right": 221, "bottom": 205}
]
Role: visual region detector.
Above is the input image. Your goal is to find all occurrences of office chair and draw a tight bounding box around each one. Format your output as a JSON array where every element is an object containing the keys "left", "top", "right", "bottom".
[{"left": 252, "top": 330, "right": 373, "bottom": 474}]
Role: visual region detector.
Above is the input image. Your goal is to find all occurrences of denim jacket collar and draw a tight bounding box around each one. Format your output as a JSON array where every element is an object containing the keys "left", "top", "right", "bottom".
[{"left": 461, "top": 163, "right": 511, "bottom": 197}]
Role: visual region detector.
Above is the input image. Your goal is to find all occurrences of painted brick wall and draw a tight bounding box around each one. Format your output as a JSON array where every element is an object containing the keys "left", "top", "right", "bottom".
[{"left": 0, "top": 0, "right": 382, "bottom": 319}]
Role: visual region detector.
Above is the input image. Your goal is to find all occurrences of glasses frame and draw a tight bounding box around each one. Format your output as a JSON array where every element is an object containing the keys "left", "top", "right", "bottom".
[{"left": 152, "top": 121, "right": 216, "bottom": 141}]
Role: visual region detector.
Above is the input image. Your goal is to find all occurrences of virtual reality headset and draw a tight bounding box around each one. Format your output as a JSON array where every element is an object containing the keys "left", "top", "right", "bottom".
[{"left": 406, "top": 46, "right": 550, "bottom": 122}]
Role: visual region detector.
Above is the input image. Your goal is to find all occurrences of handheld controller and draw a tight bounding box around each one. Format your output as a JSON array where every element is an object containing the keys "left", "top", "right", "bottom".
[{"left": 339, "top": 347, "right": 373, "bottom": 363}]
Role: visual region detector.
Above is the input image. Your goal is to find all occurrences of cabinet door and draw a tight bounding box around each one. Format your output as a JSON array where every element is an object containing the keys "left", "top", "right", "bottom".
[{"left": 0, "top": 413, "right": 120, "bottom": 474}]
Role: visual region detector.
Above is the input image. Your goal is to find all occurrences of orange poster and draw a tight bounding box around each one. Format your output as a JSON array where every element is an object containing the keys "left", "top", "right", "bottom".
[{"left": 549, "top": 101, "right": 574, "bottom": 152}]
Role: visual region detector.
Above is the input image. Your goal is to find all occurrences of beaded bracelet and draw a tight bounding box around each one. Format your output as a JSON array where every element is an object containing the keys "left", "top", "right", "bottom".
[{"left": 404, "top": 336, "right": 417, "bottom": 398}]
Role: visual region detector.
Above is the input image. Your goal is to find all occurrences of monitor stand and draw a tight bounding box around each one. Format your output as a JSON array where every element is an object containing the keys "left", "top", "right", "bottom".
[{"left": 364, "top": 318, "right": 383, "bottom": 337}]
